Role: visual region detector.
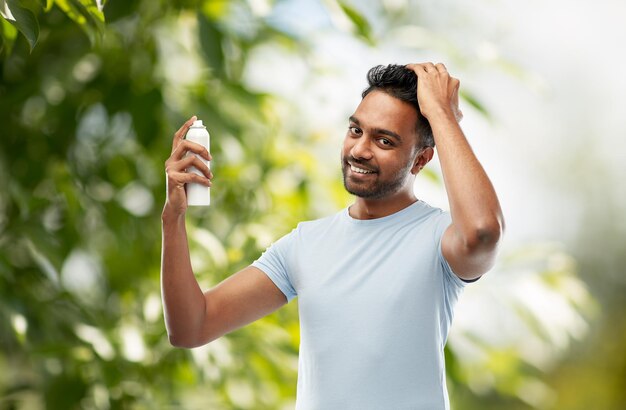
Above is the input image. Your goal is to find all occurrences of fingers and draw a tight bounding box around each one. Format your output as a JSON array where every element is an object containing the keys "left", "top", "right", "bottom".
[
  {"left": 407, "top": 62, "right": 460, "bottom": 93},
  {"left": 406, "top": 62, "right": 448, "bottom": 74},
  {"left": 166, "top": 162, "right": 212, "bottom": 188},
  {"left": 181, "top": 155, "right": 212, "bottom": 179},
  {"left": 171, "top": 139, "right": 212, "bottom": 162},
  {"left": 166, "top": 153, "right": 212, "bottom": 178},
  {"left": 449, "top": 76, "right": 460, "bottom": 96},
  {"left": 178, "top": 172, "right": 212, "bottom": 187},
  {"left": 405, "top": 62, "right": 462, "bottom": 121},
  {"left": 450, "top": 78, "right": 462, "bottom": 122},
  {"left": 167, "top": 168, "right": 211, "bottom": 189},
  {"left": 165, "top": 117, "right": 213, "bottom": 193},
  {"left": 171, "top": 115, "right": 197, "bottom": 153},
  {"left": 435, "top": 63, "right": 447, "bottom": 73},
  {"left": 422, "top": 62, "right": 437, "bottom": 73},
  {"left": 405, "top": 63, "right": 427, "bottom": 75}
]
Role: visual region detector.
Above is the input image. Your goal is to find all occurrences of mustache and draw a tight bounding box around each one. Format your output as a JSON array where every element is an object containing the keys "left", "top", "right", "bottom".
[{"left": 344, "top": 156, "right": 378, "bottom": 172}]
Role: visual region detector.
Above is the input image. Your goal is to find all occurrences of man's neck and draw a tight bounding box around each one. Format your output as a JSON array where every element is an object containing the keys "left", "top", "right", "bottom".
[{"left": 349, "top": 191, "right": 418, "bottom": 220}]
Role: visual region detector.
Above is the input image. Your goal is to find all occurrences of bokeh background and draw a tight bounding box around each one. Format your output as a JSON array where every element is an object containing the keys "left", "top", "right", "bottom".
[{"left": 1, "top": 0, "right": 625, "bottom": 409}]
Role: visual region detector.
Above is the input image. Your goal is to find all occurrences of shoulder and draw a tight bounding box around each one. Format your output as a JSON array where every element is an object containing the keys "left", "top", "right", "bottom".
[
  {"left": 294, "top": 210, "right": 344, "bottom": 235},
  {"left": 402, "top": 200, "right": 450, "bottom": 227},
  {"left": 394, "top": 201, "right": 451, "bottom": 245}
]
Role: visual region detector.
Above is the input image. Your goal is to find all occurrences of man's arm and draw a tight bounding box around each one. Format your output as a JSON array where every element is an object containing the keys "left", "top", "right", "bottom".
[
  {"left": 407, "top": 63, "right": 505, "bottom": 280},
  {"left": 161, "top": 117, "right": 286, "bottom": 348}
]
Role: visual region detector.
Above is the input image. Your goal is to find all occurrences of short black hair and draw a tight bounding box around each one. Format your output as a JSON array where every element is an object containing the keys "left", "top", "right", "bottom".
[{"left": 362, "top": 64, "right": 434, "bottom": 148}]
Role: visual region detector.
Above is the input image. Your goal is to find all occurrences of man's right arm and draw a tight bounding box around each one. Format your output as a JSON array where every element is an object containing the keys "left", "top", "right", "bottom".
[{"left": 161, "top": 117, "right": 287, "bottom": 348}]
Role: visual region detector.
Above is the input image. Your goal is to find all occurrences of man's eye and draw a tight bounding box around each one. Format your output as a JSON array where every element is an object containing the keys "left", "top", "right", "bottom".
[
  {"left": 378, "top": 138, "right": 392, "bottom": 146},
  {"left": 349, "top": 126, "right": 362, "bottom": 135}
]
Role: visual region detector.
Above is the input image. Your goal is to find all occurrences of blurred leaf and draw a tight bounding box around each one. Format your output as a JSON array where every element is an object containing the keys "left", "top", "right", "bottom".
[
  {"left": 337, "top": 1, "right": 374, "bottom": 45},
  {"left": 54, "top": 0, "right": 105, "bottom": 46},
  {"left": 197, "top": 10, "right": 225, "bottom": 79},
  {"left": 33, "top": 0, "right": 52, "bottom": 11},
  {"left": 2, "top": 0, "right": 39, "bottom": 50},
  {"left": 43, "top": 371, "right": 88, "bottom": 410},
  {"left": 202, "top": 0, "right": 229, "bottom": 20},
  {"left": 420, "top": 167, "right": 441, "bottom": 184},
  {"left": 459, "top": 89, "right": 490, "bottom": 120},
  {"left": 0, "top": 14, "right": 18, "bottom": 55}
]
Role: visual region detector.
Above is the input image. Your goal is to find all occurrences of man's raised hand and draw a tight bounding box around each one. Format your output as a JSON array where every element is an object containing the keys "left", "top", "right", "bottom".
[
  {"left": 163, "top": 116, "right": 213, "bottom": 217},
  {"left": 406, "top": 62, "right": 463, "bottom": 123}
]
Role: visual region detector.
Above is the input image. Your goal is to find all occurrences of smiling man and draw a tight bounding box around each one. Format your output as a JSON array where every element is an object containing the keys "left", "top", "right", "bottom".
[{"left": 161, "top": 63, "right": 504, "bottom": 409}]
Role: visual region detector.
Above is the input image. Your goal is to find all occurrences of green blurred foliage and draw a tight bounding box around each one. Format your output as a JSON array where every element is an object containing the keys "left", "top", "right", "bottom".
[{"left": 1, "top": 1, "right": 309, "bottom": 408}]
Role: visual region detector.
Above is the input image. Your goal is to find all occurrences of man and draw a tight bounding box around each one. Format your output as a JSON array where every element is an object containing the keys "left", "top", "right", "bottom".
[{"left": 161, "top": 63, "right": 504, "bottom": 409}]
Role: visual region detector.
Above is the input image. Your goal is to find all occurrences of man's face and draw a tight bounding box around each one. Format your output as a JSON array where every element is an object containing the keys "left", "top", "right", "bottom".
[{"left": 341, "top": 90, "right": 422, "bottom": 199}]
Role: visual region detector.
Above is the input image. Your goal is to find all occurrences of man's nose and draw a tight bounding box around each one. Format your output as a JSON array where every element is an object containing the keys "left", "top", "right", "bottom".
[{"left": 350, "top": 136, "right": 373, "bottom": 160}]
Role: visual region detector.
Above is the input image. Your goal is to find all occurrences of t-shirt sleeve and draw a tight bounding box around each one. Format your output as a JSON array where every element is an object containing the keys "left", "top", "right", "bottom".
[
  {"left": 433, "top": 211, "right": 467, "bottom": 290},
  {"left": 251, "top": 229, "right": 298, "bottom": 303},
  {"left": 432, "top": 210, "right": 466, "bottom": 343}
]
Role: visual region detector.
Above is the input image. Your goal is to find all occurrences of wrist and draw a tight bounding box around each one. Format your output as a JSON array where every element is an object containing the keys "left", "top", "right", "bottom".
[
  {"left": 423, "top": 106, "right": 456, "bottom": 123},
  {"left": 161, "top": 203, "right": 186, "bottom": 224}
]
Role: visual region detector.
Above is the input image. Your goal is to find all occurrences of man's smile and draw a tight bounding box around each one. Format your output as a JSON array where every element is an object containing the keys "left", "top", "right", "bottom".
[
  {"left": 350, "top": 164, "right": 375, "bottom": 174},
  {"left": 346, "top": 160, "right": 377, "bottom": 176}
]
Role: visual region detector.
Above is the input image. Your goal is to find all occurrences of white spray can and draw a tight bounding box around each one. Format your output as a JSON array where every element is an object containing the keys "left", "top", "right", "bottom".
[{"left": 184, "top": 120, "right": 210, "bottom": 206}]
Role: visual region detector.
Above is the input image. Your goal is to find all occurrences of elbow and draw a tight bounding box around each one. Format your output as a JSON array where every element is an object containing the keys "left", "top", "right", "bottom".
[
  {"left": 464, "top": 217, "right": 504, "bottom": 250},
  {"left": 168, "top": 333, "right": 195, "bottom": 349},
  {"left": 167, "top": 330, "right": 217, "bottom": 349},
  {"left": 168, "top": 331, "right": 202, "bottom": 349}
]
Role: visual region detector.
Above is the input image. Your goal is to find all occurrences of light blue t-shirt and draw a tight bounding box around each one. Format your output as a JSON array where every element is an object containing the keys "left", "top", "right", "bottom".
[{"left": 252, "top": 200, "right": 467, "bottom": 410}]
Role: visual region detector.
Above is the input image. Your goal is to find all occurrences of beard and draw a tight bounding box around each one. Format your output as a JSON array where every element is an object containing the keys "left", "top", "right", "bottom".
[{"left": 341, "top": 156, "right": 413, "bottom": 199}]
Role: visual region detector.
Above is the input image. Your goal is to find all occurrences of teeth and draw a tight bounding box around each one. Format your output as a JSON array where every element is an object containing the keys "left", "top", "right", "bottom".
[{"left": 350, "top": 164, "right": 374, "bottom": 174}]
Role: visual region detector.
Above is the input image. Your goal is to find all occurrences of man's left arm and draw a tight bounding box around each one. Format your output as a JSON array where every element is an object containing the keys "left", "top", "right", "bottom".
[{"left": 407, "top": 63, "right": 505, "bottom": 280}]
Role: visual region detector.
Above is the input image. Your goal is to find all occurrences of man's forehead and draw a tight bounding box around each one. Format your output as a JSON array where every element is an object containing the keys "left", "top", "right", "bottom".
[
  {"left": 351, "top": 92, "right": 419, "bottom": 137},
  {"left": 355, "top": 90, "right": 416, "bottom": 116}
]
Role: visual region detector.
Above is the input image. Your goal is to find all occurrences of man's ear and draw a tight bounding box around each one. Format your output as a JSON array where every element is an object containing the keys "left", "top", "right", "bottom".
[{"left": 411, "top": 146, "right": 434, "bottom": 175}]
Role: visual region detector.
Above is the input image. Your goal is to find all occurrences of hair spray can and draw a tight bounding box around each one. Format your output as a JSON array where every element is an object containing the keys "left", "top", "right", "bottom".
[{"left": 184, "top": 120, "right": 210, "bottom": 206}]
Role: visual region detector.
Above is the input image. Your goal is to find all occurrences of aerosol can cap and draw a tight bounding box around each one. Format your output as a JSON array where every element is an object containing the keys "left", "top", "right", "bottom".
[{"left": 191, "top": 120, "right": 204, "bottom": 128}]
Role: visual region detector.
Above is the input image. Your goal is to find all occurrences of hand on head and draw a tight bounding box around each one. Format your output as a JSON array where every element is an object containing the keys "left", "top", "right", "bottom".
[{"left": 405, "top": 63, "right": 463, "bottom": 123}]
